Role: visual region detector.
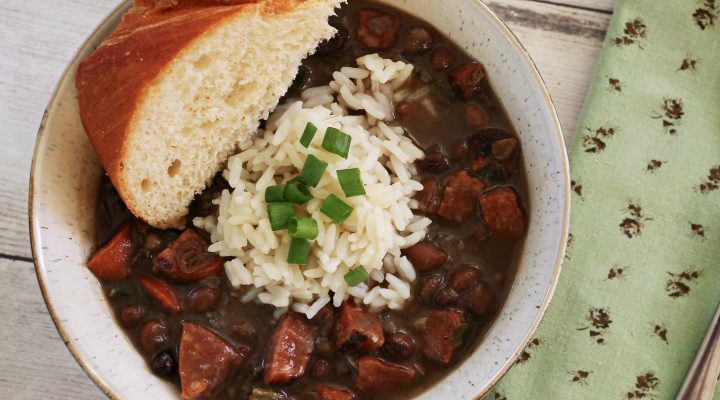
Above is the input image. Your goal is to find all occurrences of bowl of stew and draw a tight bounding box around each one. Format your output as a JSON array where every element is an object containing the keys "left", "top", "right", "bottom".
[{"left": 30, "top": 0, "right": 569, "bottom": 399}]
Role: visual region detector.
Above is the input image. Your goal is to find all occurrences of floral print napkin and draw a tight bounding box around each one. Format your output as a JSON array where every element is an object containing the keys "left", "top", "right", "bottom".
[{"left": 491, "top": 1, "right": 720, "bottom": 399}]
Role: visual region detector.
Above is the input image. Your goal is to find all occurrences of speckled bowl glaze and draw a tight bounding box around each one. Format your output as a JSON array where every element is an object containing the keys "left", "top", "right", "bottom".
[{"left": 30, "top": 0, "right": 569, "bottom": 398}]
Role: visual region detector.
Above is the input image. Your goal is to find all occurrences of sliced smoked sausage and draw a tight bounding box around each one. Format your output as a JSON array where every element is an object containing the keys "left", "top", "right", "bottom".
[
  {"left": 264, "top": 312, "right": 315, "bottom": 385},
  {"left": 179, "top": 322, "right": 245, "bottom": 400},
  {"left": 153, "top": 228, "right": 223, "bottom": 282},
  {"left": 335, "top": 301, "right": 384, "bottom": 353}
]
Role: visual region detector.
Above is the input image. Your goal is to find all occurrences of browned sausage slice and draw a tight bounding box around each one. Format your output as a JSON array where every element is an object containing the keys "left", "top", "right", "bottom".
[
  {"left": 179, "top": 322, "right": 245, "bottom": 400},
  {"left": 355, "top": 356, "right": 416, "bottom": 394},
  {"left": 358, "top": 9, "right": 400, "bottom": 49},
  {"left": 264, "top": 312, "right": 315, "bottom": 385},
  {"left": 137, "top": 274, "right": 182, "bottom": 315},
  {"left": 420, "top": 309, "right": 465, "bottom": 364},
  {"left": 335, "top": 301, "right": 384, "bottom": 353},
  {"left": 449, "top": 62, "right": 488, "bottom": 99},
  {"left": 87, "top": 225, "right": 135, "bottom": 281},
  {"left": 479, "top": 188, "right": 526, "bottom": 240},
  {"left": 437, "top": 170, "right": 485, "bottom": 222},
  {"left": 153, "top": 228, "right": 223, "bottom": 282},
  {"left": 316, "top": 385, "right": 357, "bottom": 400}
]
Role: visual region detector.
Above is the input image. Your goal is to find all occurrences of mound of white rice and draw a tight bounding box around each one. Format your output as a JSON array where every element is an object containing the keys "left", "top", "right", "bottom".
[{"left": 194, "top": 54, "right": 430, "bottom": 318}]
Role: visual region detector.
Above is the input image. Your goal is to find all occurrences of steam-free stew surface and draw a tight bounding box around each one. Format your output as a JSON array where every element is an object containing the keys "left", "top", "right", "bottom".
[{"left": 91, "top": 1, "right": 527, "bottom": 399}]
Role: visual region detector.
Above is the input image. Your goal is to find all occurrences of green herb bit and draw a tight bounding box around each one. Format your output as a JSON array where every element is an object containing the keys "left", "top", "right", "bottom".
[
  {"left": 267, "top": 203, "right": 294, "bottom": 231},
  {"left": 265, "top": 184, "right": 286, "bottom": 203},
  {"left": 454, "top": 323, "right": 470, "bottom": 345},
  {"left": 337, "top": 168, "right": 366, "bottom": 197},
  {"left": 344, "top": 266, "right": 369, "bottom": 286},
  {"left": 320, "top": 194, "right": 354, "bottom": 224},
  {"left": 321, "top": 127, "right": 352, "bottom": 159},
  {"left": 287, "top": 237, "right": 310, "bottom": 265},
  {"left": 284, "top": 182, "right": 313, "bottom": 205},
  {"left": 299, "top": 155, "right": 328, "bottom": 187},
  {"left": 299, "top": 122, "right": 318, "bottom": 148},
  {"left": 288, "top": 217, "right": 319, "bottom": 240}
]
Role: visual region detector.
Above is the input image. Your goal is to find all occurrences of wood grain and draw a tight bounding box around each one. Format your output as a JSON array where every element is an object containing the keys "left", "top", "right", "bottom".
[
  {"left": 0, "top": 0, "right": 614, "bottom": 398},
  {"left": 0, "top": 259, "right": 103, "bottom": 399}
]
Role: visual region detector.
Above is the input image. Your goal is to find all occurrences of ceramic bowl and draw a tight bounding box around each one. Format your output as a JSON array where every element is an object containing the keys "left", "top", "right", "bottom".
[{"left": 30, "top": 0, "right": 570, "bottom": 398}]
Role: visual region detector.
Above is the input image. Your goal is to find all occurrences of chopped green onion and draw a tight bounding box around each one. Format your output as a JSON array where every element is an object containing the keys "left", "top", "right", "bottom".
[
  {"left": 344, "top": 266, "right": 369, "bottom": 286},
  {"left": 299, "top": 122, "right": 318, "bottom": 148},
  {"left": 322, "top": 127, "right": 352, "bottom": 158},
  {"left": 267, "top": 203, "right": 294, "bottom": 231},
  {"left": 265, "top": 184, "right": 286, "bottom": 203},
  {"left": 288, "top": 217, "right": 319, "bottom": 240},
  {"left": 287, "top": 237, "right": 310, "bottom": 265},
  {"left": 454, "top": 323, "right": 469, "bottom": 345},
  {"left": 320, "top": 194, "right": 354, "bottom": 224},
  {"left": 284, "top": 182, "right": 313, "bottom": 205},
  {"left": 287, "top": 176, "right": 302, "bottom": 184},
  {"left": 299, "top": 155, "right": 328, "bottom": 187},
  {"left": 336, "top": 168, "right": 366, "bottom": 197}
]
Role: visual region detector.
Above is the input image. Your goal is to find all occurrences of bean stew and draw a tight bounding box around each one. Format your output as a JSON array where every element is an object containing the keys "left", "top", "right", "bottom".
[{"left": 89, "top": 1, "right": 527, "bottom": 399}]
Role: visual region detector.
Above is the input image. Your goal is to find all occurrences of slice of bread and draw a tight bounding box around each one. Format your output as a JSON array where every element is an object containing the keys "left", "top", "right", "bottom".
[{"left": 77, "top": 0, "right": 344, "bottom": 228}]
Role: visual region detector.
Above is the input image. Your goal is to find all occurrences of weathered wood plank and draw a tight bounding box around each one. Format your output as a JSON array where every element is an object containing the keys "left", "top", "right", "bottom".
[
  {"left": 0, "top": 259, "right": 103, "bottom": 399},
  {"left": 0, "top": 0, "right": 119, "bottom": 260},
  {"left": 487, "top": 0, "right": 611, "bottom": 143},
  {"left": 529, "top": 0, "right": 618, "bottom": 13}
]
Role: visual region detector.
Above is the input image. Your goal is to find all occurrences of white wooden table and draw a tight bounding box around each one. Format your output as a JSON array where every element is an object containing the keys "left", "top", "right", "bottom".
[{"left": 0, "top": 0, "right": 616, "bottom": 398}]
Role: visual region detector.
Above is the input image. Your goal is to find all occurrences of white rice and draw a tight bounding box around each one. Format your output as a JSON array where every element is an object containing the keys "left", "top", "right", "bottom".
[{"left": 195, "top": 54, "right": 428, "bottom": 318}]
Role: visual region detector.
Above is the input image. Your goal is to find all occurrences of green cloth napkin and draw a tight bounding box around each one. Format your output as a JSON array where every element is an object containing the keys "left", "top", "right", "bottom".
[{"left": 491, "top": 1, "right": 720, "bottom": 399}]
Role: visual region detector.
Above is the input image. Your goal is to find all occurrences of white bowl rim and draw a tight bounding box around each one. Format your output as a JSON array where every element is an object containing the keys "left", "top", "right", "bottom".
[{"left": 28, "top": 1, "right": 571, "bottom": 398}]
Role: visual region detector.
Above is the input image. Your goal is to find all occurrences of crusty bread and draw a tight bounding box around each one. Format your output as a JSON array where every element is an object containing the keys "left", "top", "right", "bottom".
[{"left": 77, "top": 0, "right": 344, "bottom": 228}]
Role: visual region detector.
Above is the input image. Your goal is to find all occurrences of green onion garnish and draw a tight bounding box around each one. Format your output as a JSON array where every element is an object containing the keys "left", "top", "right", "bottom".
[
  {"left": 454, "top": 323, "right": 469, "bottom": 345},
  {"left": 336, "top": 168, "right": 366, "bottom": 197},
  {"left": 321, "top": 127, "right": 352, "bottom": 158},
  {"left": 265, "top": 184, "right": 286, "bottom": 203},
  {"left": 320, "top": 194, "right": 354, "bottom": 224},
  {"left": 344, "top": 266, "right": 369, "bottom": 286},
  {"left": 287, "top": 237, "right": 310, "bottom": 265},
  {"left": 300, "top": 122, "right": 318, "bottom": 148},
  {"left": 288, "top": 217, "right": 319, "bottom": 240},
  {"left": 299, "top": 155, "right": 328, "bottom": 187},
  {"left": 267, "top": 203, "right": 294, "bottom": 231},
  {"left": 284, "top": 182, "right": 313, "bottom": 205}
]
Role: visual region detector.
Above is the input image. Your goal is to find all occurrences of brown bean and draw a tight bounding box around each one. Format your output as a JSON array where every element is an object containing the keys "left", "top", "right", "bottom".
[
  {"left": 449, "top": 267, "right": 482, "bottom": 292},
  {"left": 452, "top": 140, "right": 469, "bottom": 160},
  {"left": 431, "top": 47, "right": 456, "bottom": 71},
  {"left": 186, "top": 285, "right": 219, "bottom": 313},
  {"left": 232, "top": 320, "right": 257, "bottom": 340},
  {"left": 404, "top": 241, "right": 447, "bottom": 272},
  {"left": 139, "top": 320, "right": 169, "bottom": 355},
  {"left": 491, "top": 138, "right": 519, "bottom": 161},
  {"left": 433, "top": 287, "right": 459, "bottom": 307},
  {"left": 383, "top": 332, "right": 416, "bottom": 360},
  {"left": 151, "top": 349, "right": 176, "bottom": 376},
  {"left": 401, "top": 27, "right": 433, "bottom": 53},
  {"left": 358, "top": 9, "right": 400, "bottom": 50},
  {"left": 119, "top": 304, "right": 145, "bottom": 327},
  {"left": 419, "top": 275, "right": 444, "bottom": 304},
  {"left": 465, "top": 104, "right": 490, "bottom": 129},
  {"left": 460, "top": 281, "right": 496, "bottom": 315},
  {"left": 417, "top": 150, "right": 449, "bottom": 173}
]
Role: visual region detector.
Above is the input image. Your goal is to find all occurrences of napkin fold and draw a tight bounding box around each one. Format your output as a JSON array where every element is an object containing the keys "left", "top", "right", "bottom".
[{"left": 492, "top": 1, "right": 720, "bottom": 398}]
